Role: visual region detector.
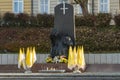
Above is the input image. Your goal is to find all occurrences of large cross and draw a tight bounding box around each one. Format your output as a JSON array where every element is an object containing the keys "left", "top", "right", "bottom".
[{"left": 60, "top": 1, "right": 68, "bottom": 15}]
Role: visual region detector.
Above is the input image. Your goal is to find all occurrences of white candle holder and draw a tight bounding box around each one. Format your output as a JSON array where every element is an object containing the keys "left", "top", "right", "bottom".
[{"left": 73, "top": 66, "right": 81, "bottom": 73}]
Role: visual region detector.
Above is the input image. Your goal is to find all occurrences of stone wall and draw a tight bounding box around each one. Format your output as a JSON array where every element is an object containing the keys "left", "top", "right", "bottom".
[{"left": 0, "top": 53, "right": 120, "bottom": 64}]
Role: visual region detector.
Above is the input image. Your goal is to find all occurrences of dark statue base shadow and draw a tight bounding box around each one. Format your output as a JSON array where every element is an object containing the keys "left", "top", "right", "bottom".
[{"left": 50, "top": 29, "right": 74, "bottom": 58}]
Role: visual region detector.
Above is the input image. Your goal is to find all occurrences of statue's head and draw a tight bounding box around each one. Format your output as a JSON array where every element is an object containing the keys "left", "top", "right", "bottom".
[{"left": 62, "top": 36, "right": 73, "bottom": 46}]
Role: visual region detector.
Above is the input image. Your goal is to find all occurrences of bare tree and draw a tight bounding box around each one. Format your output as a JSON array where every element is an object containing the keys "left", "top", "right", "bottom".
[{"left": 74, "top": 0, "right": 89, "bottom": 16}]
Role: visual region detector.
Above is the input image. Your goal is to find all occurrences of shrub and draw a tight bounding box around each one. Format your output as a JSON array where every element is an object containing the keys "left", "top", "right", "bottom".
[
  {"left": 84, "top": 15, "right": 95, "bottom": 27},
  {"left": 75, "top": 16, "right": 86, "bottom": 27},
  {"left": 75, "top": 13, "right": 111, "bottom": 28},
  {"left": 0, "top": 27, "right": 51, "bottom": 53},
  {"left": 1, "top": 13, "right": 54, "bottom": 27},
  {"left": 3, "top": 12, "right": 16, "bottom": 26},
  {"left": 29, "top": 16, "right": 38, "bottom": 27},
  {"left": 16, "top": 13, "right": 30, "bottom": 27},
  {"left": 0, "top": 27, "right": 120, "bottom": 53},
  {"left": 76, "top": 27, "right": 120, "bottom": 52},
  {"left": 47, "top": 14, "right": 54, "bottom": 27},
  {"left": 75, "top": 15, "right": 95, "bottom": 27},
  {"left": 114, "top": 14, "right": 120, "bottom": 27},
  {"left": 37, "top": 14, "right": 54, "bottom": 28},
  {"left": 95, "top": 13, "right": 111, "bottom": 28},
  {"left": 1, "top": 12, "right": 112, "bottom": 28}
]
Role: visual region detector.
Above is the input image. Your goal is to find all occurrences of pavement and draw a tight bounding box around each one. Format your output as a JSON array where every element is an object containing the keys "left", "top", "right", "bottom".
[
  {"left": 85, "top": 64, "right": 120, "bottom": 72},
  {"left": 0, "top": 72, "right": 120, "bottom": 80},
  {"left": 0, "top": 64, "right": 120, "bottom": 80},
  {"left": 0, "top": 64, "right": 120, "bottom": 73}
]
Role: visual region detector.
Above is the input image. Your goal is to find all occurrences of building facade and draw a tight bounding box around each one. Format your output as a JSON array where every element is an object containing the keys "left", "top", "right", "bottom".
[
  {"left": 0, "top": 0, "right": 31, "bottom": 16},
  {"left": 93, "top": 0, "right": 120, "bottom": 15},
  {"left": 0, "top": 0, "right": 120, "bottom": 16},
  {"left": 32, "top": 0, "right": 120, "bottom": 16}
]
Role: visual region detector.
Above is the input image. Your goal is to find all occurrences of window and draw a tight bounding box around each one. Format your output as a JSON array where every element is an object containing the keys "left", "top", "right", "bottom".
[
  {"left": 88, "top": 0, "right": 92, "bottom": 14},
  {"left": 77, "top": 4, "right": 82, "bottom": 14},
  {"left": 13, "top": 0, "right": 23, "bottom": 13},
  {"left": 40, "top": 0, "right": 49, "bottom": 14},
  {"left": 99, "top": 0, "right": 109, "bottom": 13}
]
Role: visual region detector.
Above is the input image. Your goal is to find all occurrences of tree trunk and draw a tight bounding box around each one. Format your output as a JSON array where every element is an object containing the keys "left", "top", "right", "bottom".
[
  {"left": 80, "top": 4, "right": 89, "bottom": 16},
  {"left": 74, "top": 0, "right": 89, "bottom": 16}
]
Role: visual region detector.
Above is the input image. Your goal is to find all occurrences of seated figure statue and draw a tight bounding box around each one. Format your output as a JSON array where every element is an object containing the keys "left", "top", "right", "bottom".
[{"left": 50, "top": 29, "right": 74, "bottom": 58}]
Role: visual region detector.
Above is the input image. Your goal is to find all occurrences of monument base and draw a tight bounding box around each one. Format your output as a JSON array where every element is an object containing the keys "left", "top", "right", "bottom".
[
  {"left": 38, "top": 70, "right": 65, "bottom": 73},
  {"left": 73, "top": 70, "right": 81, "bottom": 73},
  {"left": 24, "top": 70, "right": 32, "bottom": 73}
]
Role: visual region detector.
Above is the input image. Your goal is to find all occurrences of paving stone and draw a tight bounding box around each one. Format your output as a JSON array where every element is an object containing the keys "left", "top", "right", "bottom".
[
  {"left": 85, "top": 54, "right": 89, "bottom": 64},
  {"left": 1, "top": 54, "right": 8, "bottom": 64},
  {"left": 0, "top": 54, "right": 2, "bottom": 64},
  {"left": 117, "top": 54, "right": 120, "bottom": 64},
  {"left": 94, "top": 54, "right": 101, "bottom": 64},
  {"left": 36, "top": 54, "right": 40, "bottom": 63},
  {"left": 1, "top": 53, "right": 120, "bottom": 64},
  {"left": 100, "top": 54, "right": 107, "bottom": 64},
  {"left": 106, "top": 54, "right": 113, "bottom": 64},
  {"left": 14, "top": 54, "right": 18, "bottom": 64},
  {"left": 7, "top": 54, "right": 14, "bottom": 64},
  {"left": 88, "top": 54, "right": 95, "bottom": 64},
  {"left": 39, "top": 54, "right": 48, "bottom": 63},
  {"left": 112, "top": 54, "right": 119, "bottom": 64}
]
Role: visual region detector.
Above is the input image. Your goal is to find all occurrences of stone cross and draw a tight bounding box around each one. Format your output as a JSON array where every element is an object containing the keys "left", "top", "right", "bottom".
[{"left": 60, "top": 1, "right": 68, "bottom": 15}]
